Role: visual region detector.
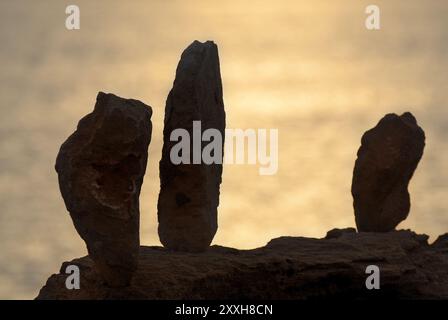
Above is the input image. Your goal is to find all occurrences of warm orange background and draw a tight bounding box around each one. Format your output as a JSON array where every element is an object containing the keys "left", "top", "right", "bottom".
[{"left": 0, "top": 0, "right": 447, "bottom": 299}]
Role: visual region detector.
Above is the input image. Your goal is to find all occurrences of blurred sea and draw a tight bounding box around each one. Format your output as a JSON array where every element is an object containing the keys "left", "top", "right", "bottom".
[{"left": 0, "top": 0, "right": 447, "bottom": 299}]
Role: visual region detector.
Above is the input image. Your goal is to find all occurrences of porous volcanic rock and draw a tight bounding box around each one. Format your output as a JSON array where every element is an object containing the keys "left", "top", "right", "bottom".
[
  {"left": 36, "top": 230, "right": 448, "bottom": 299},
  {"left": 158, "top": 40, "right": 226, "bottom": 252},
  {"left": 352, "top": 112, "right": 425, "bottom": 232},
  {"left": 55, "top": 92, "right": 152, "bottom": 287}
]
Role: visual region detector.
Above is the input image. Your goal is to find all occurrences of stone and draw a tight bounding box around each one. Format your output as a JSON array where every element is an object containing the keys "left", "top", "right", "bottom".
[
  {"left": 157, "top": 40, "right": 226, "bottom": 252},
  {"left": 325, "top": 228, "right": 357, "bottom": 239},
  {"left": 351, "top": 112, "right": 425, "bottom": 232},
  {"left": 36, "top": 230, "right": 448, "bottom": 299},
  {"left": 55, "top": 92, "right": 152, "bottom": 287},
  {"left": 433, "top": 234, "right": 448, "bottom": 248}
]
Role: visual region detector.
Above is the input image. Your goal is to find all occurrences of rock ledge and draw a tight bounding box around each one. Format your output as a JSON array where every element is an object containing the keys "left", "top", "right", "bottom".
[{"left": 36, "top": 229, "right": 448, "bottom": 299}]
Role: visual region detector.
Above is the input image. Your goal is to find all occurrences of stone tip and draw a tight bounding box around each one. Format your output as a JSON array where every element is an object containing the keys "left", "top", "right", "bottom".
[
  {"left": 383, "top": 111, "right": 417, "bottom": 124},
  {"left": 94, "top": 92, "right": 153, "bottom": 118},
  {"left": 95, "top": 91, "right": 109, "bottom": 105},
  {"left": 190, "top": 39, "right": 216, "bottom": 47},
  {"left": 185, "top": 40, "right": 218, "bottom": 55},
  {"left": 381, "top": 112, "right": 422, "bottom": 132},
  {"left": 400, "top": 111, "right": 417, "bottom": 126}
]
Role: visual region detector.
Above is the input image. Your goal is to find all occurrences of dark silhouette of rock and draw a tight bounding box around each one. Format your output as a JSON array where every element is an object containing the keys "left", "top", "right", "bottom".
[
  {"left": 352, "top": 112, "right": 425, "bottom": 232},
  {"left": 55, "top": 92, "right": 152, "bottom": 287},
  {"left": 433, "top": 233, "right": 448, "bottom": 250},
  {"left": 36, "top": 230, "right": 448, "bottom": 299},
  {"left": 158, "top": 40, "right": 226, "bottom": 252},
  {"left": 325, "top": 227, "right": 356, "bottom": 239}
]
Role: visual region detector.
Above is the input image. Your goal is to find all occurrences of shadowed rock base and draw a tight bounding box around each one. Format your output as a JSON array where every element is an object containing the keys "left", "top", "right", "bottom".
[
  {"left": 37, "top": 230, "right": 448, "bottom": 299},
  {"left": 352, "top": 112, "right": 425, "bottom": 232},
  {"left": 55, "top": 92, "right": 152, "bottom": 287}
]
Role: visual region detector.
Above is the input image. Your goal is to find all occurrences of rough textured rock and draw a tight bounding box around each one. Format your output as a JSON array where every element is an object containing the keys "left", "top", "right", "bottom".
[
  {"left": 36, "top": 230, "right": 448, "bottom": 299},
  {"left": 325, "top": 227, "right": 356, "bottom": 239},
  {"left": 352, "top": 112, "right": 425, "bottom": 232},
  {"left": 158, "top": 40, "right": 226, "bottom": 252},
  {"left": 55, "top": 92, "right": 152, "bottom": 287}
]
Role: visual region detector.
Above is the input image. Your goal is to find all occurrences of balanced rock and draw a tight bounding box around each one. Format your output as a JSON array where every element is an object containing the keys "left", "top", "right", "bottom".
[
  {"left": 351, "top": 112, "right": 425, "bottom": 232},
  {"left": 55, "top": 92, "right": 152, "bottom": 286},
  {"left": 158, "top": 40, "right": 226, "bottom": 252}
]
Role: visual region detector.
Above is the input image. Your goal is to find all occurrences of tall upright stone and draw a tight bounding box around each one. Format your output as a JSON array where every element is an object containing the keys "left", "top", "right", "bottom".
[
  {"left": 56, "top": 92, "right": 152, "bottom": 286},
  {"left": 158, "top": 40, "right": 226, "bottom": 252},
  {"left": 351, "top": 112, "right": 425, "bottom": 232}
]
